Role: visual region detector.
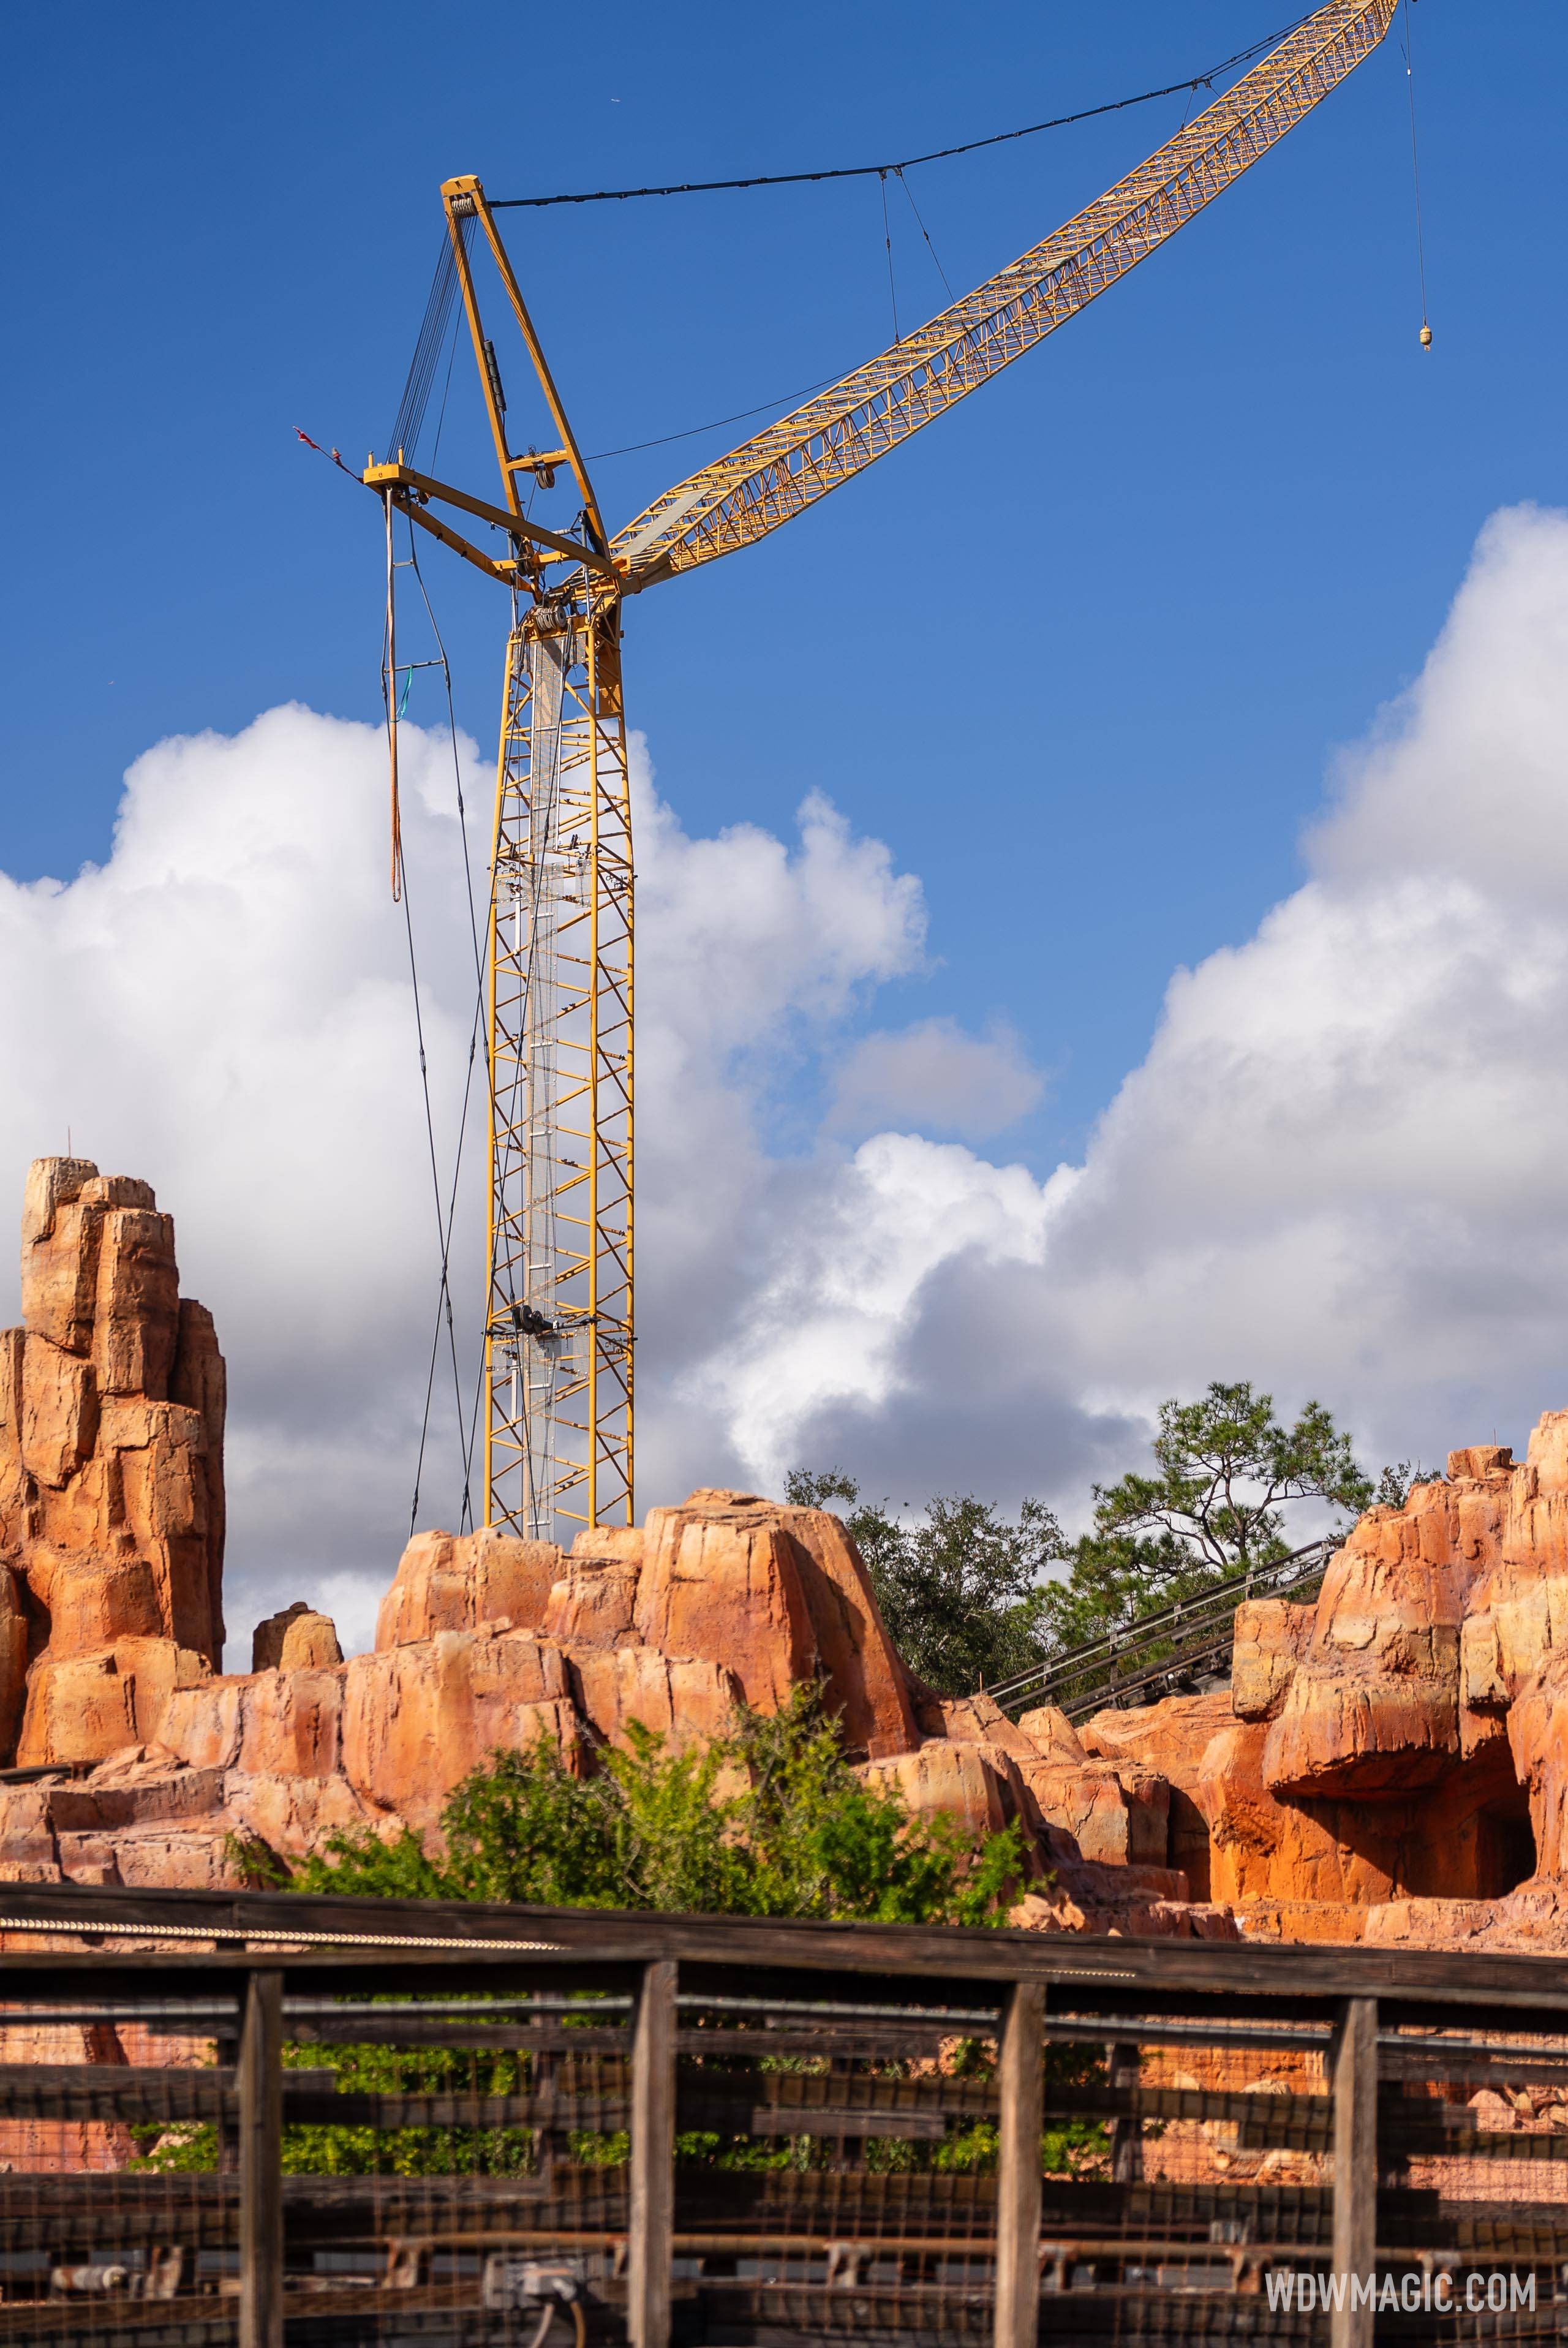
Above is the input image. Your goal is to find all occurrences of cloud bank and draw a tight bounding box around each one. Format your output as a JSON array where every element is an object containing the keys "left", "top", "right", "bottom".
[
  {"left": 709, "top": 504, "right": 1568, "bottom": 1500},
  {"left": 1, "top": 505, "right": 1564, "bottom": 1658}
]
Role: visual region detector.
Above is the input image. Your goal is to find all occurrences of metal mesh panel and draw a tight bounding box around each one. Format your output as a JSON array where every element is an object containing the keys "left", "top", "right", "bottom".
[
  {"left": 1378, "top": 2024, "right": 1567, "bottom": 2335},
  {"left": 2, "top": 1911, "right": 1568, "bottom": 2342},
  {"left": 668, "top": 1991, "right": 1003, "bottom": 2343},
  {"left": 0, "top": 1982, "right": 239, "bottom": 2339}
]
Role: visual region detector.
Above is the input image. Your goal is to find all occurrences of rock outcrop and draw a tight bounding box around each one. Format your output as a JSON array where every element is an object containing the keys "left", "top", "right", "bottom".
[
  {"left": 0, "top": 1163, "right": 1226, "bottom": 1925},
  {"left": 8, "top": 1151, "right": 1568, "bottom": 1957},
  {"left": 1068, "top": 1423, "right": 1568, "bottom": 1946},
  {"left": 0, "top": 1484, "right": 1215, "bottom": 1923},
  {"left": 0, "top": 1157, "right": 224, "bottom": 1773}
]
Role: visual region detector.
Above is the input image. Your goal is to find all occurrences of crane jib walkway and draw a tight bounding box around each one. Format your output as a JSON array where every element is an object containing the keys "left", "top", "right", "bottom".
[{"left": 986, "top": 1536, "right": 1339, "bottom": 1724}]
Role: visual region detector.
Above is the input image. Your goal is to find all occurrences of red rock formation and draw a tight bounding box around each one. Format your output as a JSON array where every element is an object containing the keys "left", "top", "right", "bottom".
[
  {"left": 0, "top": 1158, "right": 224, "bottom": 1778},
  {"left": 12, "top": 1151, "right": 1568, "bottom": 1959},
  {"left": 0, "top": 1157, "right": 1252, "bottom": 1920},
  {"left": 1061, "top": 1422, "right": 1568, "bottom": 1944},
  {"left": 252, "top": 1602, "right": 343, "bottom": 1673}
]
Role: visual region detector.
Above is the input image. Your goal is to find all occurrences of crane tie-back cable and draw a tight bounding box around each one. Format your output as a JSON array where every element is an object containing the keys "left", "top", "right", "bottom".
[{"left": 487, "top": 12, "right": 1317, "bottom": 208}]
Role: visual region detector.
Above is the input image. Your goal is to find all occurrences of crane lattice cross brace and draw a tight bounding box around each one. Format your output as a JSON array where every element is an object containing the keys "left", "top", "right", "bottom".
[{"left": 362, "top": 0, "right": 1397, "bottom": 1541}]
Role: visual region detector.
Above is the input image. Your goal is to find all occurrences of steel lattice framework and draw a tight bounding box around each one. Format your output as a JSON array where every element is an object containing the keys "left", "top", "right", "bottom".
[
  {"left": 612, "top": 0, "right": 1398, "bottom": 589},
  {"left": 487, "top": 602, "right": 632, "bottom": 1536},
  {"left": 363, "top": 0, "right": 1396, "bottom": 1541}
]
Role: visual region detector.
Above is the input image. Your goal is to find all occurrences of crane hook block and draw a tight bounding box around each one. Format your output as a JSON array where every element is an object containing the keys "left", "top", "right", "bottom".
[{"left": 1419, "top": 323, "right": 1433, "bottom": 351}]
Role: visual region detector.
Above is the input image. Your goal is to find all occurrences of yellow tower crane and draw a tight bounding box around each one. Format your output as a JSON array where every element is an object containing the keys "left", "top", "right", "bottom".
[{"left": 364, "top": 0, "right": 1398, "bottom": 1542}]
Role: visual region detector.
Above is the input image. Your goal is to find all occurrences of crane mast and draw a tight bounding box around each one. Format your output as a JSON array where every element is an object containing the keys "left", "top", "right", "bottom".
[
  {"left": 364, "top": 0, "right": 1396, "bottom": 1541},
  {"left": 488, "top": 588, "right": 632, "bottom": 1539},
  {"left": 448, "top": 174, "right": 631, "bottom": 1543}
]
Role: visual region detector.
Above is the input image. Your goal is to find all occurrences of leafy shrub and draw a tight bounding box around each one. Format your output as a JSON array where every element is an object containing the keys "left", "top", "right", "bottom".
[{"left": 292, "top": 1686, "right": 1025, "bottom": 1928}]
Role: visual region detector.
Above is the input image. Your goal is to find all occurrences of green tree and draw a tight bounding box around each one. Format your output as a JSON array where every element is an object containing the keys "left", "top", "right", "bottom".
[
  {"left": 1037, "top": 1380, "right": 1373, "bottom": 1658},
  {"left": 786, "top": 1470, "right": 1065, "bottom": 1693},
  {"left": 1088, "top": 1382, "right": 1371, "bottom": 1569}
]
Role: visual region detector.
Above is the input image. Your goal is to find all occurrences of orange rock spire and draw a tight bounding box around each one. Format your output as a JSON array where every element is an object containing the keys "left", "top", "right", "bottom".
[{"left": 0, "top": 1157, "right": 225, "bottom": 1769}]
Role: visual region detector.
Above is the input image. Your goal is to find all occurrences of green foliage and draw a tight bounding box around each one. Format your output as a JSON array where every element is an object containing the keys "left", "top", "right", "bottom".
[
  {"left": 1374, "top": 1457, "right": 1442, "bottom": 1509},
  {"left": 1034, "top": 1381, "right": 1374, "bottom": 1659},
  {"left": 134, "top": 2034, "right": 546, "bottom": 2181},
  {"left": 295, "top": 1688, "right": 1023, "bottom": 1929},
  {"left": 792, "top": 1383, "right": 1402, "bottom": 1713},
  {"left": 1088, "top": 1381, "right": 1372, "bottom": 1571},
  {"left": 127, "top": 1698, "right": 1030, "bottom": 2184},
  {"left": 222, "top": 1830, "right": 290, "bottom": 1889},
  {"left": 785, "top": 1469, "right": 1065, "bottom": 1694},
  {"left": 277, "top": 2033, "right": 538, "bottom": 2178},
  {"left": 130, "top": 2122, "right": 216, "bottom": 2171}
]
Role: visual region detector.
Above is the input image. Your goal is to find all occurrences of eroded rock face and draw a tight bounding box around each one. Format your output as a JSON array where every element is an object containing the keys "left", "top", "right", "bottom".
[
  {"left": 0, "top": 1158, "right": 225, "bottom": 1773},
  {"left": 252, "top": 1603, "right": 344, "bottom": 1674},
  {"left": 1088, "top": 1423, "right": 1568, "bottom": 1941},
  {"left": 633, "top": 1492, "right": 918, "bottom": 1756},
  {"left": 374, "top": 1528, "right": 564, "bottom": 1650},
  {"left": 0, "top": 1209, "right": 1209, "bottom": 1931},
  {"left": 16, "top": 1152, "right": 1568, "bottom": 1958}
]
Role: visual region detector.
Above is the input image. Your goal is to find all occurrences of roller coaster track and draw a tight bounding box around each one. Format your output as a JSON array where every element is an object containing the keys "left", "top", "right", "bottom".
[{"left": 987, "top": 1536, "right": 1340, "bottom": 1725}]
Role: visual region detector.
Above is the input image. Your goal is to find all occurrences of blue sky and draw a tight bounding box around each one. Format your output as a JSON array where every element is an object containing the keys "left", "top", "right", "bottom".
[
  {"left": 6, "top": 3, "right": 1568, "bottom": 1644},
  {"left": 7, "top": 0, "right": 1550, "bottom": 1175}
]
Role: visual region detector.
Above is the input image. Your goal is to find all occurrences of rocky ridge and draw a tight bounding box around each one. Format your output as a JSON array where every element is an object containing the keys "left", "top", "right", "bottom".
[
  {"left": 5, "top": 1153, "right": 1568, "bottom": 1956},
  {"left": 1087, "top": 1422, "right": 1568, "bottom": 1950},
  {"left": 0, "top": 1159, "right": 1225, "bottom": 1935}
]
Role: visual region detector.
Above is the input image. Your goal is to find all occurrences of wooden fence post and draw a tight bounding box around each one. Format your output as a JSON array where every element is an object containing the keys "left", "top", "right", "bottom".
[
  {"left": 994, "top": 1979, "right": 1044, "bottom": 2348},
  {"left": 238, "top": 1967, "right": 284, "bottom": 2348},
  {"left": 628, "top": 1957, "right": 677, "bottom": 2348},
  {"left": 1329, "top": 1996, "right": 1378, "bottom": 2348},
  {"left": 1107, "top": 2041, "right": 1144, "bottom": 2183}
]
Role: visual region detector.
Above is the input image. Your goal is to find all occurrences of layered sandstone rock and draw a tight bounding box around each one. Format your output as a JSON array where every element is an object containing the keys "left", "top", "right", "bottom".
[
  {"left": 15, "top": 1152, "right": 1568, "bottom": 1958},
  {"left": 1068, "top": 1421, "right": 1568, "bottom": 1942},
  {"left": 0, "top": 1430, "right": 1215, "bottom": 1925},
  {"left": 0, "top": 1158, "right": 225, "bottom": 1776},
  {"left": 252, "top": 1603, "right": 344, "bottom": 1674}
]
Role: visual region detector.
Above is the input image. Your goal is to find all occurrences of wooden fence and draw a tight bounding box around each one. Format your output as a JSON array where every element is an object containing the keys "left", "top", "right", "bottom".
[{"left": 0, "top": 1883, "right": 1566, "bottom": 2342}]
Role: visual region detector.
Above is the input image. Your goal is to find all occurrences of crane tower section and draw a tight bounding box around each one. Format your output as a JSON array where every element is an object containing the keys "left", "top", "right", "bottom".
[{"left": 488, "top": 598, "right": 632, "bottom": 1539}]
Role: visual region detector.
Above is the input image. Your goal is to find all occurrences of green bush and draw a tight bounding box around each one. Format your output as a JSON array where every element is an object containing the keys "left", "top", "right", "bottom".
[{"left": 291, "top": 1686, "right": 1025, "bottom": 1928}]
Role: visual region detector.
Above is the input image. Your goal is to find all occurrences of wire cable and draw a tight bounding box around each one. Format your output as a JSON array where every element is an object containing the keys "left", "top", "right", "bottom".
[
  {"left": 584, "top": 371, "right": 845, "bottom": 461},
  {"left": 486, "top": 15, "right": 1315, "bottom": 208},
  {"left": 894, "top": 166, "right": 952, "bottom": 300},
  {"left": 385, "top": 223, "right": 470, "bottom": 464},
  {"left": 878, "top": 172, "right": 900, "bottom": 345},
  {"left": 392, "top": 516, "right": 492, "bottom": 1536},
  {"left": 1400, "top": 0, "right": 1433, "bottom": 345},
  {"left": 401, "top": 825, "right": 477, "bottom": 1540},
  {"left": 428, "top": 300, "right": 464, "bottom": 472}
]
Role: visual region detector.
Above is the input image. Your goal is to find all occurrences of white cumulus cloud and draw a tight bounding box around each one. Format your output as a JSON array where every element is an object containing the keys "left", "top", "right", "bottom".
[
  {"left": 2, "top": 504, "right": 1565, "bottom": 1658},
  {"left": 713, "top": 505, "right": 1568, "bottom": 1501},
  {"left": 827, "top": 1017, "right": 1044, "bottom": 1139},
  {"left": 0, "top": 713, "right": 926, "bottom": 1659}
]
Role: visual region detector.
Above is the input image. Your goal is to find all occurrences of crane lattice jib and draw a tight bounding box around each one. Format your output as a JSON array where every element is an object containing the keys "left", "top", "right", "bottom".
[{"left": 612, "top": 0, "right": 1396, "bottom": 591}]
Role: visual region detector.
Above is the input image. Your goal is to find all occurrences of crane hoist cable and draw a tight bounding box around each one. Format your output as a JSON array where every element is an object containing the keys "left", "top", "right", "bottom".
[
  {"left": 356, "top": 0, "right": 1403, "bottom": 1539},
  {"left": 895, "top": 169, "right": 954, "bottom": 301},
  {"left": 1401, "top": 0, "right": 1434, "bottom": 349}
]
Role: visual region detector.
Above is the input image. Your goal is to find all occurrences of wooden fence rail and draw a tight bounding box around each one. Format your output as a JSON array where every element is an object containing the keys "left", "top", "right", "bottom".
[{"left": 0, "top": 1884, "right": 1564, "bottom": 2343}]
